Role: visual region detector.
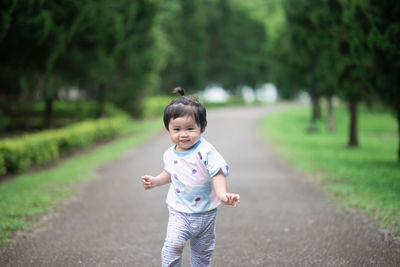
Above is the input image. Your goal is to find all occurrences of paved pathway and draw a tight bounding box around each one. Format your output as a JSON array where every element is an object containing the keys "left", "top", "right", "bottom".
[{"left": 1, "top": 105, "right": 400, "bottom": 266}]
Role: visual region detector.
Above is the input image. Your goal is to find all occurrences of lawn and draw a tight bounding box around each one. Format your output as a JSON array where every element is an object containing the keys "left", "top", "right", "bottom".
[
  {"left": 0, "top": 118, "right": 162, "bottom": 245},
  {"left": 260, "top": 103, "right": 400, "bottom": 234}
]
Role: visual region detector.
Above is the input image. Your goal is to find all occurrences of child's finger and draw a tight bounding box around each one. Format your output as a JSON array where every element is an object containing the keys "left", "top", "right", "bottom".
[
  {"left": 143, "top": 183, "right": 153, "bottom": 189},
  {"left": 231, "top": 194, "right": 240, "bottom": 206},
  {"left": 227, "top": 195, "right": 234, "bottom": 205},
  {"left": 142, "top": 177, "right": 151, "bottom": 183}
]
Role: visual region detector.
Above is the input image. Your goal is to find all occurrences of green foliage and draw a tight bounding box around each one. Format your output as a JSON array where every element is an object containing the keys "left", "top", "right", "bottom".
[
  {"left": 2, "top": 0, "right": 399, "bottom": 154},
  {"left": 277, "top": 0, "right": 342, "bottom": 99},
  {"left": 0, "top": 0, "right": 83, "bottom": 97},
  {"left": 0, "top": 0, "right": 168, "bottom": 118},
  {"left": 0, "top": 118, "right": 161, "bottom": 245},
  {"left": 160, "top": 0, "right": 207, "bottom": 92},
  {"left": 56, "top": 116, "right": 128, "bottom": 153},
  {"left": 233, "top": 0, "right": 285, "bottom": 41},
  {"left": 2, "top": 101, "right": 127, "bottom": 131},
  {"left": 0, "top": 114, "right": 9, "bottom": 132},
  {"left": 204, "top": 0, "right": 268, "bottom": 90},
  {"left": 0, "top": 115, "right": 129, "bottom": 175},
  {"left": 142, "top": 95, "right": 174, "bottom": 118},
  {"left": 364, "top": 1, "right": 400, "bottom": 124},
  {"left": 108, "top": 0, "right": 167, "bottom": 115},
  {"left": 0, "top": 153, "right": 5, "bottom": 176},
  {"left": 7, "top": 101, "right": 125, "bottom": 118},
  {"left": 271, "top": 0, "right": 400, "bottom": 153},
  {"left": 159, "top": 0, "right": 269, "bottom": 93},
  {"left": 261, "top": 105, "right": 400, "bottom": 234},
  {"left": 0, "top": 135, "right": 59, "bottom": 173}
]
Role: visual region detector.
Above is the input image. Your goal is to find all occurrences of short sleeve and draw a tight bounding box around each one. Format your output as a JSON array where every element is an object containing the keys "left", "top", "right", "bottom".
[
  {"left": 163, "top": 150, "right": 171, "bottom": 174},
  {"left": 206, "top": 147, "right": 229, "bottom": 177}
]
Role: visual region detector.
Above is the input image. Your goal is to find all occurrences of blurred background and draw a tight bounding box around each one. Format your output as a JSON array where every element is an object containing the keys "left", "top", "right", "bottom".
[
  {"left": 0, "top": 0, "right": 400, "bottom": 247},
  {"left": 0, "top": 0, "right": 399, "bottom": 162}
]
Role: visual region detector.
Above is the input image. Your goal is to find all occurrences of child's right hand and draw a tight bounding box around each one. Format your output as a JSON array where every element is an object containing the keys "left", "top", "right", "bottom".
[
  {"left": 219, "top": 192, "right": 241, "bottom": 207},
  {"left": 141, "top": 175, "right": 157, "bottom": 190}
]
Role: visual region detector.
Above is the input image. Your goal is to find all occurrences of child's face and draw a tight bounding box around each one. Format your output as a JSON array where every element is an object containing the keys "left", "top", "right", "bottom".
[{"left": 168, "top": 115, "right": 202, "bottom": 152}]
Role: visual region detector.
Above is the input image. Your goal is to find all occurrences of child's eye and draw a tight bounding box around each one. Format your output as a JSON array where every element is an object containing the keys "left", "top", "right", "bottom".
[{"left": 188, "top": 128, "right": 194, "bottom": 130}]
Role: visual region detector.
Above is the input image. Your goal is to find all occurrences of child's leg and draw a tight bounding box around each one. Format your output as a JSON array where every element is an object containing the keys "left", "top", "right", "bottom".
[
  {"left": 162, "top": 208, "right": 191, "bottom": 267},
  {"left": 189, "top": 210, "right": 217, "bottom": 267}
]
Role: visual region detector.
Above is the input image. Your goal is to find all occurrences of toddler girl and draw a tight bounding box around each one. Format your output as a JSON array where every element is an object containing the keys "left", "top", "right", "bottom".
[{"left": 141, "top": 87, "right": 240, "bottom": 267}]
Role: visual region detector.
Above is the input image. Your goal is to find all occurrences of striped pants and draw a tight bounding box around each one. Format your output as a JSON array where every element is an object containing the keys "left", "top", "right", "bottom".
[{"left": 161, "top": 207, "right": 217, "bottom": 267}]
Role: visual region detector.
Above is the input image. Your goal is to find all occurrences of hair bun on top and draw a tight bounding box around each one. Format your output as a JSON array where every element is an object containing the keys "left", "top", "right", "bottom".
[{"left": 172, "top": 87, "right": 184, "bottom": 96}]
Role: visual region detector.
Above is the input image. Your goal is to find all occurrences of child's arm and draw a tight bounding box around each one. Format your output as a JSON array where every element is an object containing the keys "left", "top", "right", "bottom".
[
  {"left": 212, "top": 169, "right": 240, "bottom": 207},
  {"left": 141, "top": 170, "right": 171, "bottom": 190}
]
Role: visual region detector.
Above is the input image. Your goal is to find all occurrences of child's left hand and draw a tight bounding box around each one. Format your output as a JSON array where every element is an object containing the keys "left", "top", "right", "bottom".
[{"left": 219, "top": 193, "right": 241, "bottom": 207}]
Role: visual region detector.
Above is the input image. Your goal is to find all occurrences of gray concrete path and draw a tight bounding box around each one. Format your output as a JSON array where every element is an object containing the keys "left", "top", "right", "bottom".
[{"left": 1, "top": 105, "right": 399, "bottom": 267}]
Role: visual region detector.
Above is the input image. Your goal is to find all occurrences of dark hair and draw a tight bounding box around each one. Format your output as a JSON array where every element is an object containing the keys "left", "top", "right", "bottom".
[{"left": 163, "top": 87, "right": 207, "bottom": 132}]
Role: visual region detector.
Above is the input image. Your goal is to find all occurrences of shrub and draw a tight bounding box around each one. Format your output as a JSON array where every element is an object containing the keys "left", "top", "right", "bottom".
[
  {"left": 0, "top": 115, "right": 129, "bottom": 175},
  {"left": 142, "top": 96, "right": 174, "bottom": 118},
  {"left": 0, "top": 141, "right": 33, "bottom": 173}
]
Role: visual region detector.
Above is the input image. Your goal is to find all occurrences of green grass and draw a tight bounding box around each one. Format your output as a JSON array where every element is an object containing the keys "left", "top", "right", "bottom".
[
  {"left": 260, "top": 104, "right": 400, "bottom": 234},
  {"left": 0, "top": 118, "right": 162, "bottom": 245}
]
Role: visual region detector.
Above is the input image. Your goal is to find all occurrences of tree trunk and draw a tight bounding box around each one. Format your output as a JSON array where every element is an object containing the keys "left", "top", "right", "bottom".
[
  {"left": 307, "top": 93, "right": 321, "bottom": 133},
  {"left": 347, "top": 99, "right": 358, "bottom": 147},
  {"left": 311, "top": 94, "right": 321, "bottom": 122},
  {"left": 38, "top": 76, "right": 55, "bottom": 129},
  {"left": 327, "top": 96, "right": 335, "bottom": 132},
  {"left": 96, "top": 84, "right": 105, "bottom": 118},
  {"left": 45, "top": 96, "right": 54, "bottom": 129},
  {"left": 397, "top": 109, "right": 400, "bottom": 163}
]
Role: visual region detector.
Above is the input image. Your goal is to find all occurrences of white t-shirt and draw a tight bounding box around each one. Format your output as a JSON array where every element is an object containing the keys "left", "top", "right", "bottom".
[{"left": 163, "top": 137, "right": 229, "bottom": 213}]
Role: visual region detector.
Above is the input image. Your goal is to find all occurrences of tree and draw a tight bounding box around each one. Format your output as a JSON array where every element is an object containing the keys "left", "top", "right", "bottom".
[
  {"left": 160, "top": 0, "right": 207, "bottom": 93},
  {"left": 113, "top": 0, "right": 166, "bottom": 116},
  {"left": 312, "top": 0, "right": 343, "bottom": 132},
  {"left": 366, "top": 0, "right": 400, "bottom": 161},
  {"left": 282, "top": 0, "right": 375, "bottom": 144},
  {"left": 61, "top": 0, "right": 124, "bottom": 117},
  {"left": 283, "top": 0, "right": 325, "bottom": 126},
  {"left": 0, "top": 0, "right": 168, "bottom": 122},
  {"left": 205, "top": 0, "right": 268, "bottom": 91},
  {"left": 337, "top": 0, "right": 374, "bottom": 147},
  {"left": 0, "top": 0, "right": 85, "bottom": 127}
]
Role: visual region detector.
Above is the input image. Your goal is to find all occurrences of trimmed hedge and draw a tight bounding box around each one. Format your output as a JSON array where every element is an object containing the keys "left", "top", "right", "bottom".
[{"left": 0, "top": 115, "right": 129, "bottom": 175}]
